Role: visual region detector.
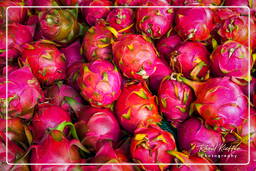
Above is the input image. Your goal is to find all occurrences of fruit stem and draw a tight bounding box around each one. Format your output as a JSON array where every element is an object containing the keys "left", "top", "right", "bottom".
[
  {"left": 167, "top": 150, "right": 188, "bottom": 163},
  {"left": 64, "top": 96, "right": 83, "bottom": 117}
]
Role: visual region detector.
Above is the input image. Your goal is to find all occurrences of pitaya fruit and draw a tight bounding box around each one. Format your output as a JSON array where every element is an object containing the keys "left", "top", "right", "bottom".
[
  {"left": 115, "top": 82, "right": 161, "bottom": 132},
  {"left": 60, "top": 40, "right": 84, "bottom": 68},
  {"left": 177, "top": 75, "right": 248, "bottom": 132},
  {"left": 57, "top": 0, "right": 81, "bottom": 5},
  {"left": 45, "top": 83, "right": 83, "bottom": 112},
  {"left": 0, "top": 0, "right": 27, "bottom": 25},
  {"left": 175, "top": 8, "right": 214, "bottom": 41},
  {"left": 66, "top": 62, "right": 83, "bottom": 90},
  {"left": 30, "top": 104, "right": 71, "bottom": 143},
  {"left": 77, "top": 59, "right": 122, "bottom": 107},
  {"left": 136, "top": 0, "right": 174, "bottom": 39},
  {"left": 220, "top": 144, "right": 256, "bottom": 170},
  {"left": 149, "top": 58, "right": 172, "bottom": 93},
  {"left": 237, "top": 77, "right": 256, "bottom": 98},
  {"left": 106, "top": 8, "right": 134, "bottom": 33},
  {"left": 21, "top": 40, "right": 66, "bottom": 85},
  {"left": 0, "top": 66, "right": 43, "bottom": 119},
  {"left": 156, "top": 32, "right": 182, "bottom": 61},
  {"left": 112, "top": 34, "right": 158, "bottom": 80},
  {"left": 158, "top": 75, "right": 193, "bottom": 127},
  {"left": 0, "top": 23, "right": 34, "bottom": 61},
  {"left": 130, "top": 125, "right": 176, "bottom": 171},
  {"left": 39, "top": 9, "right": 81, "bottom": 44},
  {"left": 171, "top": 0, "right": 222, "bottom": 5},
  {"left": 224, "top": 0, "right": 250, "bottom": 15},
  {"left": 170, "top": 41, "right": 210, "bottom": 81},
  {"left": 82, "top": 22, "right": 113, "bottom": 62},
  {"left": 177, "top": 117, "right": 223, "bottom": 160},
  {"left": 210, "top": 40, "right": 251, "bottom": 81},
  {"left": 33, "top": 0, "right": 59, "bottom": 11},
  {"left": 114, "top": 0, "right": 143, "bottom": 5},
  {"left": 81, "top": 0, "right": 112, "bottom": 26},
  {"left": 168, "top": 151, "right": 217, "bottom": 171}
]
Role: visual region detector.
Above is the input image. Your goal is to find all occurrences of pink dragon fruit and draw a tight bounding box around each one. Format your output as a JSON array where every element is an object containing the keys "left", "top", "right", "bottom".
[
  {"left": 82, "top": 22, "right": 113, "bottom": 61},
  {"left": 114, "top": 0, "right": 143, "bottom": 5},
  {"left": 136, "top": 0, "right": 174, "bottom": 39},
  {"left": 0, "top": 66, "right": 43, "bottom": 119},
  {"left": 177, "top": 75, "right": 248, "bottom": 132},
  {"left": 170, "top": 41, "right": 210, "bottom": 81},
  {"left": 106, "top": 8, "right": 134, "bottom": 33},
  {"left": 33, "top": 0, "right": 59, "bottom": 10},
  {"left": 175, "top": 8, "right": 214, "bottom": 41},
  {"left": 237, "top": 77, "right": 256, "bottom": 98},
  {"left": 77, "top": 59, "right": 122, "bottom": 107},
  {"left": 60, "top": 40, "right": 84, "bottom": 68},
  {"left": 0, "top": 23, "right": 34, "bottom": 61},
  {"left": 210, "top": 40, "right": 251, "bottom": 81},
  {"left": 39, "top": 9, "right": 81, "bottom": 44},
  {"left": 21, "top": 40, "right": 66, "bottom": 85},
  {"left": 156, "top": 32, "right": 182, "bottom": 61},
  {"left": 171, "top": 0, "right": 222, "bottom": 5},
  {"left": 220, "top": 144, "right": 256, "bottom": 170},
  {"left": 149, "top": 58, "right": 172, "bottom": 93},
  {"left": 224, "top": 0, "right": 250, "bottom": 15},
  {"left": 112, "top": 34, "right": 158, "bottom": 80},
  {"left": 57, "top": 0, "right": 81, "bottom": 5},
  {"left": 81, "top": 0, "right": 112, "bottom": 26},
  {"left": 130, "top": 125, "right": 176, "bottom": 171},
  {"left": 177, "top": 117, "right": 223, "bottom": 160},
  {"left": 66, "top": 62, "right": 83, "bottom": 90},
  {"left": 115, "top": 82, "right": 161, "bottom": 132},
  {"left": 158, "top": 75, "right": 193, "bottom": 127},
  {"left": 30, "top": 104, "right": 71, "bottom": 143},
  {"left": 0, "top": 0, "right": 27, "bottom": 25},
  {"left": 168, "top": 151, "right": 217, "bottom": 171}
]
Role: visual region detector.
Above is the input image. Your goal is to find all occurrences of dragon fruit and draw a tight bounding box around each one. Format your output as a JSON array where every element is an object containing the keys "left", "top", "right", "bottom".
[
  {"left": 220, "top": 144, "right": 256, "bottom": 170},
  {"left": 39, "top": 9, "right": 80, "bottom": 44},
  {"left": 81, "top": 0, "right": 112, "bottom": 26},
  {"left": 224, "top": 0, "right": 250, "bottom": 15},
  {"left": 168, "top": 151, "right": 217, "bottom": 171},
  {"left": 58, "top": 0, "right": 81, "bottom": 5},
  {"left": 210, "top": 40, "right": 250, "bottom": 81},
  {"left": 130, "top": 125, "right": 176, "bottom": 171},
  {"left": 60, "top": 40, "right": 84, "bottom": 68},
  {"left": 112, "top": 34, "right": 158, "bottom": 80},
  {"left": 177, "top": 117, "right": 223, "bottom": 160},
  {"left": 136, "top": 0, "right": 174, "bottom": 39},
  {"left": 106, "top": 8, "right": 134, "bottom": 33},
  {"left": 33, "top": 0, "right": 59, "bottom": 11},
  {"left": 156, "top": 32, "right": 182, "bottom": 61},
  {"left": 21, "top": 40, "right": 66, "bottom": 85},
  {"left": 171, "top": 0, "right": 222, "bottom": 5},
  {"left": 175, "top": 8, "right": 214, "bottom": 41},
  {"left": 30, "top": 104, "right": 71, "bottom": 143},
  {"left": 158, "top": 76, "right": 193, "bottom": 127},
  {"left": 177, "top": 75, "right": 248, "bottom": 132},
  {"left": 170, "top": 41, "right": 210, "bottom": 81},
  {"left": 77, "top": 59, "right": 122, "bottom": 107},
  {"left": 0, "top": 66, "right": 43, "bottom": 119},
  {"left": 237, "top": 77, "right": 256, "bottom": 98},
  {"left": 114, "top": 0, "right": 143, "bottom": 5},
  {"left": 82, "top": 22, "right": 113, "bottom": 62},
  {"left": 0, "top": 23, "right": 34, "bottom": 61},
  {"left": 0, "top": 0, "right": 27, "bottom": 25},
  {"left": 45, "top": 83, "right": 83, "bottom": 112},
  {"left": 149, "top": 58, "right": 172, "bottom": 93},
  {"left": 66, "top": 62, "right": 83, "bottom": 90},
  {"left": 115, "top": 82, "right": 161, "bottom": 132}
]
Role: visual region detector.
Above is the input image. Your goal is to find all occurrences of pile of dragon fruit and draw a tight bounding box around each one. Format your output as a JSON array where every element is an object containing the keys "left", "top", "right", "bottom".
[{"left": 0, "top": 0, "right": 256, "bottom": 170}]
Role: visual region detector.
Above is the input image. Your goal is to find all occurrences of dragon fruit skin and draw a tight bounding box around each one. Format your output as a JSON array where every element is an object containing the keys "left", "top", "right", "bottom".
[
  {"left": 112, "top": 34, "right": 158, "bottom": 80},
  {"left": 30, "top": 130, "right": 83, "bottom": 170},
  {"left": 33, "top": 0, "right": 59, "bottom": 11},
  {"left": 177, "top": 117, "right": 223, "bottom": 160},
  {"left": 158, "top": 76, "right": 193, "bottom": 127},
  {"left": 60, "top": 40, "right": 84, "bottom": 68},
  {"left": 81, "top": 0, "right": 112, "bottom": 26},
  {"left": 170, "top": 42, "right": 210, "bottom": 81},
  {"left": 171, "top": 0, "right": 222, "bottom": 5},
  {"left": 149, "top": 58, "right": 172, "bottom": 93},
  {"left": 136, "top": 0, "right": 174, "bottom": 39},
  {"left": 210, "top": 41, "right": 250, "bottom": 81},
  {"left": 30, "top": 104, "right": 71, "bottom": 143},
  {"left": 224, "top": 0, "right": 250, "bottom": 15},
  {"left": 115, "top": 82, "right": 161, "bottom": 132},
  {"left": 82, "top": 23, "right": 113, "bottom": 62},
  {"left": 21, "top": 41, "right": 66, "bottom": 85},
  {"left": 179, "top": 76, "right": 248, "bottom": 132},
  {"left": 175, "top": 8, "right": 214, "bottom": 41},
  {"left": 114, "top": 0, "right": 143, "bottom": 5},
  {"left": 39, "top": 9, "right": 80, "bottom": 44},
  {"left": 130, "top": 125, "right": 176, "bottom": 171},
  {"left": 77, "top": 59, "right": 122, "bottom": 107},
  {"left": 106, "top": 8, "right": 134, "bottom": 33},
  {"left": 0, "top": 66, "right": 43, "bottom": 119},
  {"left": 66, "top": 62, "right": 83, "bottom": 90},
  {"left": 75, "top": 106, "right": 121, "bottom": 151}
]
